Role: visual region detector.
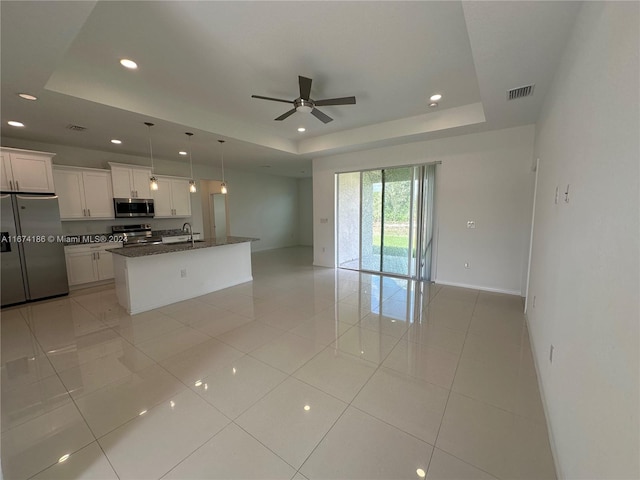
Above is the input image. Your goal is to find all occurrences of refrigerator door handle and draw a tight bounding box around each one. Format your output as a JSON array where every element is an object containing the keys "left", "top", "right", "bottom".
[{"left": 16, "top": 181, "right": 19, "bottom": 191}]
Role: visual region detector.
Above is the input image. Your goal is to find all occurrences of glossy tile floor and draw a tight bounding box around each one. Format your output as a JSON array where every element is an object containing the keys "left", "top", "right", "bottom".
[{"left": 1, "top": 247, "right": 556, "bottom": 479}]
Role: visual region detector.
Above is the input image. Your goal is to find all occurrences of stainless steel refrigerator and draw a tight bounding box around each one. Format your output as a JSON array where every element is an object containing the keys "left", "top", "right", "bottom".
[{"left": 1, "top": 194, "right": 69, "bottom": 306}]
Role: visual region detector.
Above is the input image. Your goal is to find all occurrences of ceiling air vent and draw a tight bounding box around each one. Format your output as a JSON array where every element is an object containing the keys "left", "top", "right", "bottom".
[
  {"left": 507, "top": 84, "right": 535, "bottom": 100},
  {"left": 66, "top": 124, "right": 87, "bottom": 131}
]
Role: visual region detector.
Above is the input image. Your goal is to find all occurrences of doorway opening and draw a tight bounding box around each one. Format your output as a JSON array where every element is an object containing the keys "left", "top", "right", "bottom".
[
  {"left": 200, "top": 180, "right": 229, "bottom": 239},
  {"left": 336, "top": 164, "right": 436, "bottom": 280}
]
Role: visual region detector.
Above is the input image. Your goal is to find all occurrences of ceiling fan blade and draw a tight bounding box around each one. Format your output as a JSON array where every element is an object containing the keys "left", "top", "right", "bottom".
[
  {"left": 251, "top": 95, "right": 293, "bottom": 105},
  {"left": 299, "top": 76, "right": 312, "bottom": 100},
  {"left": 275, "top": 108, "right": 297, "bottom": 121},
  {"left": 311, "top": 108, "right": 333, "bottom": 124},
  {"left": 314, "top": 96, "right": 356, "bottom": 106}
]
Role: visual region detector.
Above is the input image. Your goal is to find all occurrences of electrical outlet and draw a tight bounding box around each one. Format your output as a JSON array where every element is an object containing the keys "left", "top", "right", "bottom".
[
  {"left": 464, "top": 262, "right": 470, "bottom": 269},
  {"left": 180, "top": 269, "right": 187, "bottom": 278},
  {"left": 466, "top": 221, "right": 476, "bottom": 229},
  {"left": 549, "top": 344, "right": 554, "bottom": 363}
]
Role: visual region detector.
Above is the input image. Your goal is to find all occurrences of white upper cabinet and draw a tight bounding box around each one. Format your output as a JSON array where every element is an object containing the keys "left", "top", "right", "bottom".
[
  {"left": 152, "top": 176, "right": 192, "bottom": 218},
  {"left": 1, "top": 147, "right": 55, "bottom": 193},
  {"left": 109, "top": 163, "right": 152, "bottom": 199},
  {"left": 153, "top": 177, "right": 173, "bottom": 217},
  {"left": 53, "top": 167, "right": 114, "bottom": 220}
]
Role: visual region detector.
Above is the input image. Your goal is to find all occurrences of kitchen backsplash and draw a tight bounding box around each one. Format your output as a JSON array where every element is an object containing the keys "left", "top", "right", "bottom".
[{"left": 61, "top": 218, "right": 191, "bottom": 235}]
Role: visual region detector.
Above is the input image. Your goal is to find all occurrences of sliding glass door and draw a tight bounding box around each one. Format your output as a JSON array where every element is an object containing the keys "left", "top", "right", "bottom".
[{"left": 337, "top": 164, "right": 436, "bottom": 280}]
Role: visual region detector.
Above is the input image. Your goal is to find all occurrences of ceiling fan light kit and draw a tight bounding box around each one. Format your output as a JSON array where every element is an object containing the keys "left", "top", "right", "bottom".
[{"left": 252, "top": 75, "right": 356, "bottom": 124}]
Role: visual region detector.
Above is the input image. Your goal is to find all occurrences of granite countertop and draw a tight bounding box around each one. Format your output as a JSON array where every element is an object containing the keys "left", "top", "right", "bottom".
[
  {"left": 107, "top": 236, "right": 258, "bottom": 257},
  {"left": 63, "top": 230, "right": 199, "bottom": 245}
]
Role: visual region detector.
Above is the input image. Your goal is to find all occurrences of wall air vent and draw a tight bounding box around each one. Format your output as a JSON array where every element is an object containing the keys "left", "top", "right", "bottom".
[
  {"left": 507, "top": 84, "right": 535, "bottom": 100},
  {"left": 66, "top": 124, "right": 87, "bottom": 131}
]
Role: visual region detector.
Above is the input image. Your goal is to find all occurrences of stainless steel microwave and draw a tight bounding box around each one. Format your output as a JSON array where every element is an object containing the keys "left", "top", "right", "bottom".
[{"left": 113, "top": 198, "right": 155, "bottom": 218}]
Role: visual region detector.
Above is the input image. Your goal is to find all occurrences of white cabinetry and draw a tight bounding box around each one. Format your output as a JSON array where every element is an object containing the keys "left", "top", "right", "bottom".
[
  {"left": 53, "top": 167, "right": 114, "bottom": 220},
  {"left": 153, "top": 176, "right": 191, "bottom": 217},
  {"left": 1, "top": 147, "right": 55, "bottom": 193},
  {"left": 109, "top": 163, "right": 152, "bottom": 199},
  {"left": 64, "top": 242, "right": 121, "bottom": 286}
]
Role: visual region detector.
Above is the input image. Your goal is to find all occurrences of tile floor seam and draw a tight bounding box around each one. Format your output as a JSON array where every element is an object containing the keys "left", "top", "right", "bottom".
[
  {"left": 427, "top": 289, "right": 479, "bottom": 473},
  {"left": 231, "top": 420, "right": 302, "bottom": 473},
  {"left": 429, "top": 447, "right": 503, "bottom": 480},
  {"left": 156, "top": 420, "right": 235, "bottom": 480},
  {"left": 20, "top": 355, "right": 108, "bottom": 480},
  {"left": 184, "top": 355, "right": 290, "bottom": 422},
  {"left": 89, "top": 381, "right": 191, "bottom": 441},
  {"left": 48, "top": 326, "right": 143, "bottom": 379},
  {"left": 348, "top": 403, "right": 438, "bottom": 447},
  {"left": 293, "top": 321, "right": 409, "bottom": 476}
]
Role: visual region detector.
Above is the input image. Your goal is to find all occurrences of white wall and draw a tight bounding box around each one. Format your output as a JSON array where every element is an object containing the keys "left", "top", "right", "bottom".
[
  {"left": 312, "top": 124, "right": 536, "bottom": 295},
  {"left": 297, "top": 178, "right": 313, "bottom": 246},
  {"left": 2, "top": 137, "right": 302, "bottom": 251},
  {"left": 224, "top": 168, "right": 299, "bottom": 251},
  {"left": 526, "top": 3, "right": 639, "bottom": 478}
]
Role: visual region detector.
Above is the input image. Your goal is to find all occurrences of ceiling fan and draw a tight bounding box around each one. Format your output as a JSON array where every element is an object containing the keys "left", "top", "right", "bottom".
[{"left": 251, "top": 75, "right": 356, "bottom": 124}]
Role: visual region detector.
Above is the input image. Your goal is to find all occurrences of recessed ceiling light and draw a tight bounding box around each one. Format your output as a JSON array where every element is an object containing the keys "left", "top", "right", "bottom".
[
  {"left": 18, "top": 93, "right": 37, "bottom": 101},
  {"left": 111, "top": 139, "right": 122, "bottom": 144},
  {"left": 429, "top": 102, "right": 439, "bottom": 108},
  {"left": 120, "top": 58, "right": 138, "bottom": 69},
  {"left": 179, "top": 151, "right": 187, "bottom": 156},
  {"left": 430, "top": 94, "right": 442, "bottom": 102},
  {"left": 8, "top": 121, "right": 24, "bottom": 127},
  {"left": 297, "top": 127, "right": 306, "bottom": 132}
]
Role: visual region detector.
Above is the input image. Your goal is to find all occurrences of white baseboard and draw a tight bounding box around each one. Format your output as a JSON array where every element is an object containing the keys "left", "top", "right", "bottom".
[
  {"left": 434, "top": 279, "right": 522, "bottom": 296},
  {"left": 525, "top": 314, "right": 563, "bottom": 479}
]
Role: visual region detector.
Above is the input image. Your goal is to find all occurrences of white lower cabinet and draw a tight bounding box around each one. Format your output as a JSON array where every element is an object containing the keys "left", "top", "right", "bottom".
[{"left": 64, "top": 242, "right": 121, "bottom": 286}]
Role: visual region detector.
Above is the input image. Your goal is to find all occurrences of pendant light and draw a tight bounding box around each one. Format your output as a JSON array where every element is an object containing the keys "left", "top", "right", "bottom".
[
  {"left": 218, "top": 139, "right": 227, "bottom": 194},
  {"left": 144, "top": 122, "right": 158, "bottom": 191},
  {"left": 185, "top": 132, "right": 196, "bottom": 193}
]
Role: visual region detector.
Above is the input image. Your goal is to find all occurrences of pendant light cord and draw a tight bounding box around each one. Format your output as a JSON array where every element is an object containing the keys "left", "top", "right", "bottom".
[
  {"left": 218, "top": 139, "right": 225, "bottom": 184},
  {"left": 186, "top": 132, "right": 194, "bottom": 178},
  {"left": 144, "top": 122, "right": 155, "bottom": 173}
]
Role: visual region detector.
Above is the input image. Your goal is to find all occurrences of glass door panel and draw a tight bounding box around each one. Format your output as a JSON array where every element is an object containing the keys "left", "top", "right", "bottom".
[
  {"left": 381, "top": 167, "right": 413, "bottom": 276},
  {"left": 337, "top": 164, "right": 435, "bottom": 281},
  {"left": 361, "top": 170, "right": 382, "bottom": 272},
  {"left": 337, "top": 172, "right": 361, "bottom": 269}
]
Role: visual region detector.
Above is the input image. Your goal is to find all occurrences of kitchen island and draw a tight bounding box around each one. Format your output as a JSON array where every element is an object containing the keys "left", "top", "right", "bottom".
[{"left": 108, "top": 236, "right": 257, "bottom": 314}]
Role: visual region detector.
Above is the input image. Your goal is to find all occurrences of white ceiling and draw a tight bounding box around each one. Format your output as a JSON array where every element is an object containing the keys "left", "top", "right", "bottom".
[{"left": 1, "top": 1, "right": 581, "bottom": 177}]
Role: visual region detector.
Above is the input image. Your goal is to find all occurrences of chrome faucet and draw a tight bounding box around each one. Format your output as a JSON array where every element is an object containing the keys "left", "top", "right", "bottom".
[{"left": 182, "top": 222, "right": 194, "bottom": 247}]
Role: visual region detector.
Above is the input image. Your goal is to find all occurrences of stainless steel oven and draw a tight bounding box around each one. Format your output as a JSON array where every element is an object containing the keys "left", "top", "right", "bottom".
[{"left": 114, "top": 198, "right": 154, "bottom": 218}]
